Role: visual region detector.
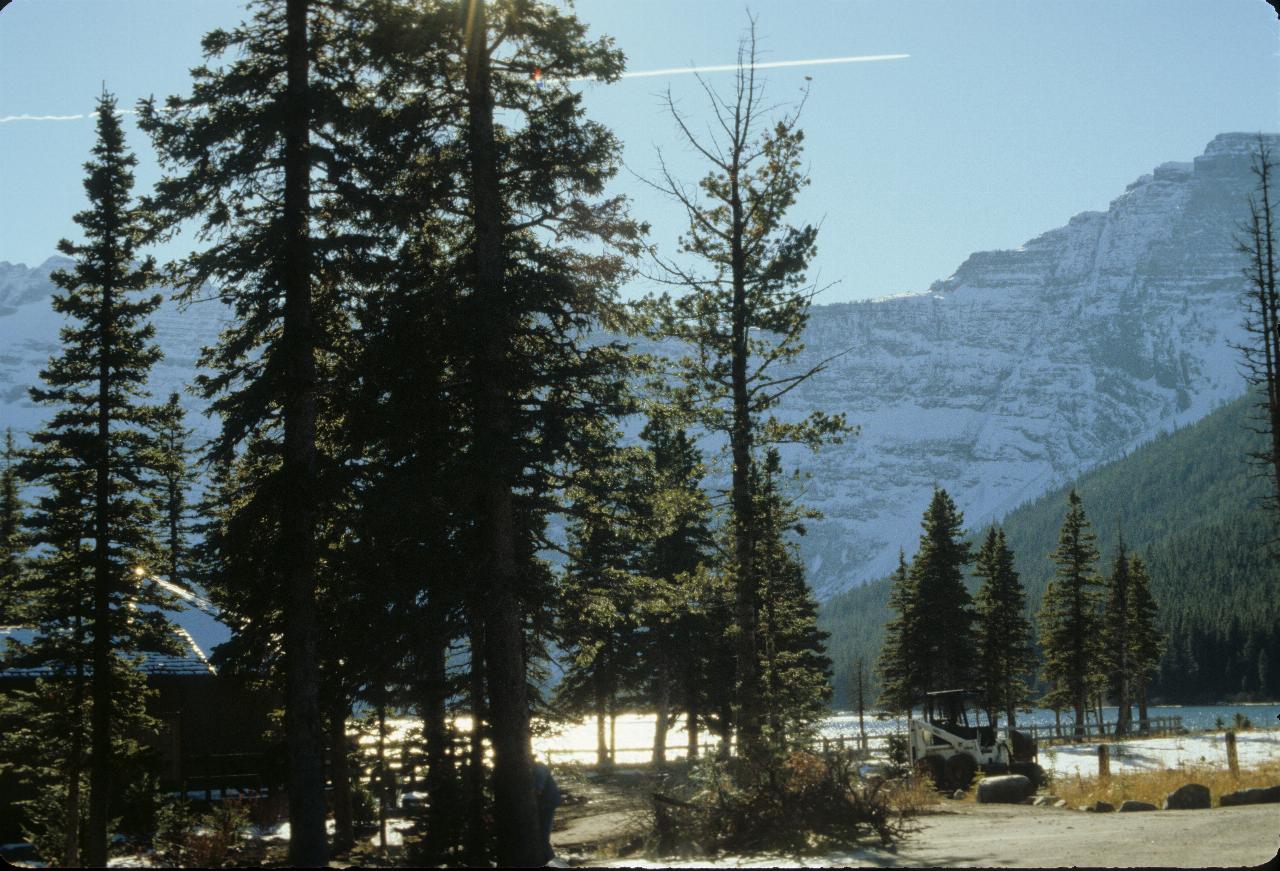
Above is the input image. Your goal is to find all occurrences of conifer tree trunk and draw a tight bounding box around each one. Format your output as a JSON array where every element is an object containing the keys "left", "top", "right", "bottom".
[
  {"left": 465, "top": 625, "right": 488, "bottom": 863},
  {"left": 86, "top": 234, "right": 116, "bottom": 870},
  {"left": 653, "top": 659, "right": 670, "bottom": 767},
  {"left": 65, "top": 612, "right": 86, "bottom": 868},
  {"left": 329, "top": 701, "right": 354, "bottom": 853},
  {"left": 595, "top": 671, "right": 608, "bottom": 768},
  {"left": 729, "top": 177, "right": 760, "bottom": 759},
  {"left": 377, "top": 696, "right": 387, "bottom": 852},
  {"left": 280, "top": 0, "right": 327, "bottom": 863},
  {"left": 462, "top": 3, "right": 540, "bottom": 862},
  {"left": 686, "top": 666, "right": 700, "bottom": 760},
  {"left": 421, "top": 623, "right": 453, "bottom": 860}
]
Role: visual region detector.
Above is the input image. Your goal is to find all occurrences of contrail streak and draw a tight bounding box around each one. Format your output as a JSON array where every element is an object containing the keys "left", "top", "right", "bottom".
[
  {"left": 0, "top": 53, "right": 908, "bottom": 123},
  {"left": 0, "top": 108, "right": 140, "bottom": 124},
  {"left": 575, "top": 53, "right": 910, "bottom": 82}
]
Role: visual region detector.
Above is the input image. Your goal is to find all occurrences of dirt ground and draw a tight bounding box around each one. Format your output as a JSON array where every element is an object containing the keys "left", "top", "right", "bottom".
[
  {"left": 879, "top": 800, "right": 1280, "bottom": 869},
  {"left": 553, "top": 767, "right": 1280, "bottom": 869}
]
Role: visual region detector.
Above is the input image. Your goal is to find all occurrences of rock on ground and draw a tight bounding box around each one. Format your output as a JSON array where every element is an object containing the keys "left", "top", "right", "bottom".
[
  {"left": 1119, "top": 800, "right": 1157, "bottom": 812},
  {"left": 976, "top": 775, "right": 1033, "bottom": 804},
  {"left": 1219, "top": 785, "right": 1280, "bottom": 807},
  {"left": 1163, "top": 783, "right": 1211, "bottom": 810}
]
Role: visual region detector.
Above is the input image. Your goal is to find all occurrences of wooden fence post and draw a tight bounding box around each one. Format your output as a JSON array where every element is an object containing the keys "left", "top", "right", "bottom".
[
  {"left": 1097, "top": 744, "right": 1110, "bottom": 781},
  {"left": 1225, "top": 731, "right": 1239, "bottom": 778}
]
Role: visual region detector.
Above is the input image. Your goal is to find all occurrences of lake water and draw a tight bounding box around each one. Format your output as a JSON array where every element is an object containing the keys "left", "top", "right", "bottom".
[
  {"left": 532, "top": 703, "right": 1280, "bottom": 764},
  {"left": 818, "top": 702, "right": 1280, "bottom": 739}
]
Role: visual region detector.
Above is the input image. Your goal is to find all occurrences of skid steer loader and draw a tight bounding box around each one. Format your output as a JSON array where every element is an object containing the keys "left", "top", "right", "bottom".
[{"left": 908, "top": 689, "right": 1044, "bottom": 791}]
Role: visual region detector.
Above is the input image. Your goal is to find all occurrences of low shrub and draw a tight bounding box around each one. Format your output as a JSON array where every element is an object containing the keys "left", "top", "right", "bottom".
[
  {"left": 154, "top": 796, "right": 251, "bottom": 867},
  {"left": 650, "top": 749, "right": 915, "bottom": 857}
]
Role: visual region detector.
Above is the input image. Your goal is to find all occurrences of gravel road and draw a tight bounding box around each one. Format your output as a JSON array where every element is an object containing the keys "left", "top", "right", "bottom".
[
  {"left": 887, "top": 801, "right": 1280, "bottom": 868},
  {"left": 601, "top": 801, "right": 1280, "bottom": 867}
]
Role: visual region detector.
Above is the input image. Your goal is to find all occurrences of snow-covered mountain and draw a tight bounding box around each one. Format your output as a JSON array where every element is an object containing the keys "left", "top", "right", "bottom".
[
  {"left": 0, "top": 260, "right": 228, "bottom": 445},
  {"left": 779, "top": 132, "right": 1271, "bottom": 597},
  {"left": 0, "top": 133, "right": 1272, "bottom": 602}
]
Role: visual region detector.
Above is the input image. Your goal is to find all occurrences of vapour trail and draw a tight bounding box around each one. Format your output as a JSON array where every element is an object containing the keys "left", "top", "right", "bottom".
[
  {"left": 569, "top": 53, "right": 911, "bottom": 82},
  {"left": 0, "top": 108, "right": 141, "bottom": 124},
  {"left": 0, "top": 53, "right": 909, "bottom": 123}
]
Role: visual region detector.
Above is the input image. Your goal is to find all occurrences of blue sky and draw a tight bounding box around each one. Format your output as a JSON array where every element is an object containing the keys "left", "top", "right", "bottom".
[{"left": 1, "top": 0, "right": 1277, "bottom": 302}]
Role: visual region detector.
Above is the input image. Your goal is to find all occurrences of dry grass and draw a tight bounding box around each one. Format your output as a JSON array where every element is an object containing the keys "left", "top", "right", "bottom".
[
  {"left": 1048, "top": 759, "right": 1280, "bottom": 808},
  {"left": 883, "top": 774, "right": 942, "bottom": 814}
]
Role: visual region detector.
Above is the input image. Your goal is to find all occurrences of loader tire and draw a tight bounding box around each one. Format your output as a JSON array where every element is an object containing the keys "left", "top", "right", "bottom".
[
  {"left": 945, "top": 752, "right": 977, "bottom": 791},
  {"left": 1010, "top": 761, "right": 1046, "bottom": 788},
  {"left": 916, "top": 755, "right": 946, "bottom": 790}
]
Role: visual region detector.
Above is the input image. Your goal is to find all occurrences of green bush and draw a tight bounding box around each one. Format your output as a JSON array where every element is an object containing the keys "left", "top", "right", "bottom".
[
  {"left": 650, "top": 750, "right": 910, "bottom": 857},
  {"left": 153, "top": 797, "right": 250, "bottom": 867},
  {"left": 350, "top": 782, "right": 377, "bottom": 827}
]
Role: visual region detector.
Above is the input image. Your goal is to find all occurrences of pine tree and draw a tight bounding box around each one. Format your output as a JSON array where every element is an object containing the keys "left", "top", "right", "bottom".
[
  {"left": 1234, "top": 136, "right": 1280, "bottom": 538},
  {"left": 20, "top": 90, "right": 176, "bottom": 865},
  {"left": 151, "top": 394, "right": 196, "bottom": 589},
  {"left": 877, "top": 490, "right": 976, "bottom": 714},
  {"left": 1038, "top": 490, "right": 1103, "bottom": 737},
  {"left": 876, "top": 550, "right": 918, "bottom": 713},
  {"left": 140, "top": 2, "right": 354, "bottom": 858},
  {"left": 554, "top": 423, "right": 646, "bottom": 768},
  {"left": 634, "top": 415, "right": 714, "bottom": 765},
  {"left": 0, "top": 457, "right": 93, "bottom": 866},
  {"left": 909, "top": 489, "right": 976, "bottom": 695},
  {"left": 752, "top": 449, "right": 832, "bottom": 750},
  {"left": 973, "top": 526, "right": 1036, "bottom": 729},
  {"left": 1127, "top": 553, "right": 1163, "bottom": 731},
  {"left": 1100, "top": 535, "right": 1136, "bottom": 734},
  {"left": 0, "top": 429, "right": 25, "bottom": 622},
  {"left": 637, "top": 17, "right": 848, "bottom": 760}
]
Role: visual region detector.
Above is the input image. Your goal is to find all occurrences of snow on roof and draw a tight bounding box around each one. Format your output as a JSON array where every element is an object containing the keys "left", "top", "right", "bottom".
[{"left": 0, "top": 625, "right": 216, "bottom": 678}]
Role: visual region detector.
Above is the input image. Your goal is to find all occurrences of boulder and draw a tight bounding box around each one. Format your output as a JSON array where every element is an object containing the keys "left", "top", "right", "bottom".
[
  {"left": 975, "top": 774, "right": 1034, "bottom": 804},
  {"left": 1118, "top": 800, "right": 1156, "bottom": 812},
  {"left": 1034, "top": 795, "right": 1060, "bottom": 807},
  {"left": 952, "top": 789, "right": 967, "bottom": 800},
  {"left": 1163, "top": 783, "right": 1211, "bottom": 810},
  {"left": 1091, "top": 800, "right": 1115, "bottom": 813},
  {"left": 1219, "top": 785, "right": 1280, "bottom": 807}
]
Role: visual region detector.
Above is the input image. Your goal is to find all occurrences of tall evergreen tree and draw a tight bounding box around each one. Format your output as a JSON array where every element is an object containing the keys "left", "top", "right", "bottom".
[
  {"left": 1038, "top": 489, "right": 1103, "bottom": 737},
  {"left": 876, "top": 549, "right": 918, "bottom": 713},
  {"left": 0, "top": 429, "right": 25, "bottom": 623},
  {"left": 554, "top": 422, "right": 646, "bottom": 768},
  {"left": 908, "top": 489, "right": 976, "bottom": 695},
  {"left": 140, "top": 2, "right": 357, "bottom": 858},
  {"left": 151, "top": 394, "right": 196, "bottom": 589},
  {"left": 878, "top": 489, "right": 976, "bottom": 713},
  {"left": 635, "top": 415, "right": 715, "bottom": 765},
  {"left": 21, "top": 90, "right": 175, "bottom": 865},
  {"left": 973, "top": 526, "right": 1035, "bottom": 729},
  {"left": 1235, "top": 136, "right": 1280, "bottom": 537},
  {"left": 752, "top": 449, "right": 831, "bottom": 750},
  {"left": 1101, "top": 534, "right": 1136, "bottom": 734},
  {"left": 1127, "top": 553, "right": 1163, "bottom": 730},
  {"left": 638, "top": 18, "right": 847, "bottom": 759}
]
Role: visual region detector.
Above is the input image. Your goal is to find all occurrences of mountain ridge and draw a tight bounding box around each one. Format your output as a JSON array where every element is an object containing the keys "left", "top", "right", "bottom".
[{"left": 0, "top": 132, "right": 1274, "bottom": 600}]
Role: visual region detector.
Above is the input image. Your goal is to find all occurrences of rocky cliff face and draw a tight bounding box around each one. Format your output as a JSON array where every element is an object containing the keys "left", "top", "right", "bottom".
[
  {"left": 0, "top": 133, "right": 1272, "bottom": 600},
  {"left": 780, "top": 133, "right": 1272, "bottom": 597},
  {"left": 0, "top": 263, "right": 228, "bottom": 444}
]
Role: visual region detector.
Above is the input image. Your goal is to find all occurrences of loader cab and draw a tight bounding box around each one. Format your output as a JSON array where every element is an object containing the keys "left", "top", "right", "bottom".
[{"left": 923, "top": 689, "right": 997, "bottom": 749}]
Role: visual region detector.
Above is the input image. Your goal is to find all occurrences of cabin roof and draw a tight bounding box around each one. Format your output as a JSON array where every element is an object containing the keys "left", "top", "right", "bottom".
[{"left": 0, "top": 625, "right": 216, "bottom": 678}]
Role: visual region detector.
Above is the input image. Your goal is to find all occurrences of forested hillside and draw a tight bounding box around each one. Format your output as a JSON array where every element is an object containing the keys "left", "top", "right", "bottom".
[{"left": 821, "top": 391, "right": 1279, "bottom": 707}]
